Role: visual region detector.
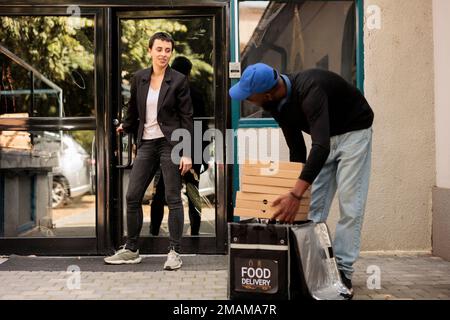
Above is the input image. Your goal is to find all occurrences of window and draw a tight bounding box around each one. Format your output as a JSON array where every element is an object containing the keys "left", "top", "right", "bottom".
[
  {"left": 238, "top": 0, "right": 357, "bottom": 120},
  {"left": 0, "top": 14, "right": 97, "bottom": 238},
  {"left": 0, "top": 16, "right": 95, "bottom": 118}
]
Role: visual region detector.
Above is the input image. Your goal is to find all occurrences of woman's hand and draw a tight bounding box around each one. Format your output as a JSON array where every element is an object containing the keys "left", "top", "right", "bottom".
[{"left": 179, "top": 156, "right": 192, "bottom": 176}]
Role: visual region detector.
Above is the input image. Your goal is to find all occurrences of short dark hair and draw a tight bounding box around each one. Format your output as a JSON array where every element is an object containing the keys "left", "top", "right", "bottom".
[
  {"left": 171, "top": 56, "right": 192, "bottom": 76},
  {"left": 148, "top": 32, "right": 175, "bottom": 51}
]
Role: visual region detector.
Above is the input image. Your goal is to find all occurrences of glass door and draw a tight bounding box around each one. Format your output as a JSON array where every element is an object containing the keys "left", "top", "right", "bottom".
[
  {"left": 111, "top": 7, "right": 228, "bottom": 254},
  {"left": 0, "top": 7, "right": 105, "bottom": 255}
]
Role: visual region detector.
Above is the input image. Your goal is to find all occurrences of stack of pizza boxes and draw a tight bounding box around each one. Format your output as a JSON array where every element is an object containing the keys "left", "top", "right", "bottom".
[{"left": 235, "top": 160, "right": 311, "bottom": 221}]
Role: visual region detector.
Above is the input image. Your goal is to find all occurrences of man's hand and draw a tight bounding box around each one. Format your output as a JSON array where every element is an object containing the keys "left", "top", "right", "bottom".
[
  {"left": 116, "top": 123, "right": 124, "bottom": 134},
  {"left": 271, "top": 193, "right": 301, "bottom": 224},
  {"left": 271, "top": 178, "right": 310, "bottom": 223},
  {"left": 179, "top": 156, "right": 192, "bottom": 176}
]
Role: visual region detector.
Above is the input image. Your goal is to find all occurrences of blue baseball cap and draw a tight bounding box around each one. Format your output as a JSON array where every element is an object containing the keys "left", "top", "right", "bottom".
[{"left": 229, "top": 63, "right": 279, "bottom": 100}]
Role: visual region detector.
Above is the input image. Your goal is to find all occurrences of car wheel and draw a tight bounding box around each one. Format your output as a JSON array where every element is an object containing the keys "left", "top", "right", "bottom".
[{"left": 52, "top": 178, "right": 67, "bottom": 208}]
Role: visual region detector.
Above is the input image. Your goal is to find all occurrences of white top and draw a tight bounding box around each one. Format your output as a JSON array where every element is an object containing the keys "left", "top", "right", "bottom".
[{"left": 142, "top": 86, "right": 165, "bottom": 140}]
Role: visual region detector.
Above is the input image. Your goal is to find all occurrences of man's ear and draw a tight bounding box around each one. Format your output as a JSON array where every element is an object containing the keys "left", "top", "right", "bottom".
[{"left": 265, "top": 93, "right": 273, "bottom": 101}]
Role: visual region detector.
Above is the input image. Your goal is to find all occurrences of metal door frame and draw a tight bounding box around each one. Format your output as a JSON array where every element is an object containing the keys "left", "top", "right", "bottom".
[
  {"left": 109, "top": 4, "right": 230, "bottom": 254},
  {"left": 0, "top": 0, "right": 232, "bottom": 255},
  {"left": 0, "top": 5, "right": 105, "bottom": 255}
]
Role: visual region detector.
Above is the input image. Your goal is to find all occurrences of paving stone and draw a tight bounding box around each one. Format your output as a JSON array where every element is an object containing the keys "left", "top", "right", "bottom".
[{"left": 0, "top": 254, "right": 449, "bottom": 300}]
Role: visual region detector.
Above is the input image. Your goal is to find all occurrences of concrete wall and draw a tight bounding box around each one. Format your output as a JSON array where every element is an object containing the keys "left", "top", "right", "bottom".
[
  {"left": 433, "top": 0, "right": 450, "bottom": 190},
  {"left": 3, "top": 176, "right": 20, "bottom": 237},
  {"left": 355, "top": 0, "right": 434, "bottom": 251},
  {"left": 432, "top": 0, "right": 450, "bottom": 260},
  {"left": 2, "top": 172, "right": 52, "bottom": 236},
  {"left": 433, "top": 187, "right": 450, "bottom": 260},
  {"left": 237, "top": 0, "right": 436, "bottom": 252}
]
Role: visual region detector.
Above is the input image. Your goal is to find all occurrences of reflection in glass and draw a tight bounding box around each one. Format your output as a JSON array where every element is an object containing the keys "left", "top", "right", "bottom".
[
  {"left": 239, "top": 1, "right": 356, "bottom": 118},
  {"left": 0, "top": 130, "right": 96, "bottom": 238},
  {"left": 119, "top": 18, "right": 216, "bottom": 237},
  {"left": 0, "top": 16, "right": 95, "bottom": 117}
]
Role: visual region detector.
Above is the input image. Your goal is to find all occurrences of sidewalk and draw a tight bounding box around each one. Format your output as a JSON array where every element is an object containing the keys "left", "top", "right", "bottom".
[{"left": 0, "top": 253, "right": 449, "bottom": 300}]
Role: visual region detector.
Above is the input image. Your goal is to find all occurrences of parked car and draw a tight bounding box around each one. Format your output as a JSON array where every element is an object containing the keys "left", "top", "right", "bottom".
[{"left": 34, "top": 132, "right": 92, "bottom": 208}]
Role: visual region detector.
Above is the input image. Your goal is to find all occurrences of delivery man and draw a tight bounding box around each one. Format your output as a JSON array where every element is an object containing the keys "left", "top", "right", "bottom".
[{"left": 229, "top": 63, "right": 374, "bottom": 299}]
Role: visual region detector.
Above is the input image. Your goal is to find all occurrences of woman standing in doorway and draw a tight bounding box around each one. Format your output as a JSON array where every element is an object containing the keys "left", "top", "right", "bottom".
[{"left": 104, "top": 32, "right": 193, "bottom": 270}]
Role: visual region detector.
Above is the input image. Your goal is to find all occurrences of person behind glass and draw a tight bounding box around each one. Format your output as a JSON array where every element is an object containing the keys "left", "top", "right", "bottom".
[
  {"left": 104, "top": 32, "right": 193, "bottom": 270},
  {"left": 149, "top": 56, "right": 208, "bottom": 236}
]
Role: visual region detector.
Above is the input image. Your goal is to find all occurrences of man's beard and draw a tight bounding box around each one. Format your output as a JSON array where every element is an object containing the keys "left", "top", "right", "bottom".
[{"left": 261, "top": 100, "right": 278, "bottom": 112}]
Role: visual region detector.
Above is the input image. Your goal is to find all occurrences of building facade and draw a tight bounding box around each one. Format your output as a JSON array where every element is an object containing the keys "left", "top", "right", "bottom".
[{"left": 0, "top": 0, "right": 448, "bottom": 259}]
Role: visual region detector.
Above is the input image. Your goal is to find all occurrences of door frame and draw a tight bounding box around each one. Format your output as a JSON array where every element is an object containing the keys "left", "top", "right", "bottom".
[
  {"left": 0, "top": 1, "right": 231, "bottom": 255},
  {"left": 0, "top": 6, "right": 105, "bottom": 255},
  {"left": 109, "top": 5, "right": 230, "bottom": 254}
]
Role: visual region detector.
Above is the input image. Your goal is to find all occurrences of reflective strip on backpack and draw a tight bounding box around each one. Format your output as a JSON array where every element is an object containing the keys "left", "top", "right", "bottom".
[{"left": 230, "top": 243, "right": 288, "bottom": 251}]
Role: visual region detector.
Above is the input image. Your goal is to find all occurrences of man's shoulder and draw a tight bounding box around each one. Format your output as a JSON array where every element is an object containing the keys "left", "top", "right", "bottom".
[
  {"left": 290, "top": 69, "right": 345, "bottom": 94},
  {"left": 294, "top": 68, "right": 347, "bottom": 85},
  {"left": 291, "top": 68, "right": 339, "bottom": 79},
  {"left": 169, "top": 68, "right": 187, "bottom": 82},
  {"left": 288, "top": 70, "right": 316, "bottom": 93}
]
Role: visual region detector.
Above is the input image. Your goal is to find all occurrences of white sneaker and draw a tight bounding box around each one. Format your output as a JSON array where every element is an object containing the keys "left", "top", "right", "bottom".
[
  {"left": 104, "top": 246, "right": 142, "bottom": 265},
  {"left": 164, "top": 249, "right": 182, "bottom": 270}
]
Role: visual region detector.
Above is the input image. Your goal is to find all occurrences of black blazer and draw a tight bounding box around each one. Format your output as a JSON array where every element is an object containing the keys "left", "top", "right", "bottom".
[{"left": 122, "top": 66, "right": 194, "bottom": 150}]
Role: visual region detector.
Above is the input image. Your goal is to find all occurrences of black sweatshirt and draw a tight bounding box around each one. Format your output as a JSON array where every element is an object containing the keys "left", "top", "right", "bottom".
[{"left": 270, "top": 69, "right": 374, "bottom": 184}]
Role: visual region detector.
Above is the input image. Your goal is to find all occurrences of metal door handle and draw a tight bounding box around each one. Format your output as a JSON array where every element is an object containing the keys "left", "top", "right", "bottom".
[
  {"left": 116, "top": 133, "right": 133, "bottom": 169},
  {"left": 113, "top": 119, "right": 133, "bottom": 169}
]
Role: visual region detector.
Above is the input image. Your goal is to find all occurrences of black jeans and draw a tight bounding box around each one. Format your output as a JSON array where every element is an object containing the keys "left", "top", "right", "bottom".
[
  {"left": 125, "top": 138, "right": 184, "bottom": 252},
  {"left": 150, "top": 164, "right": 201, "bottom": 236}
]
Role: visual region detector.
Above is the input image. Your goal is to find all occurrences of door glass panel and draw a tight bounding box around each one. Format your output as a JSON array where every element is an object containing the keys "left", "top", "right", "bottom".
[
  {"left": 239, "top": 0, "right": 356, "bottom": 118},
  {"left": 119, "top": 17, "right": 216, "bottom": 238},
  {"left": 0, "top": 130, "right": 96, "bottom": 237},
  {"left": 0, "top": 16, "right": 95, "bottom": 117},
  {"left": 0, "top": 15, "right": 97, "bottom": 238}
]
